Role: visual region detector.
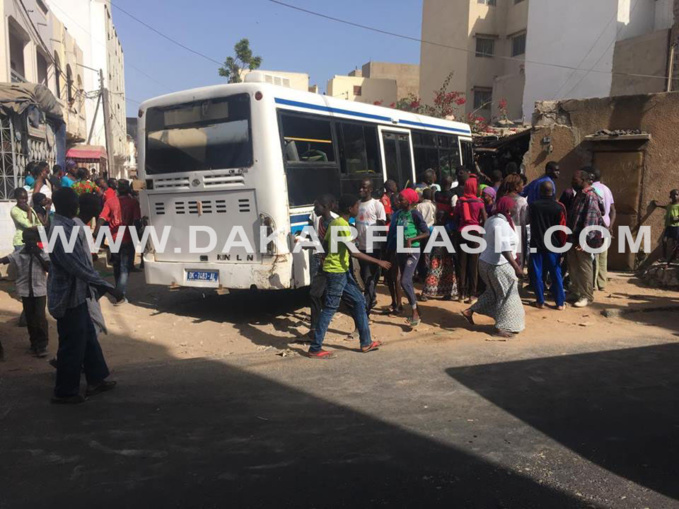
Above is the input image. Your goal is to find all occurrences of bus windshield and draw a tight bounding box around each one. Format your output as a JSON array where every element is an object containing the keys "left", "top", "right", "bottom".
[{"left": 145, "top": 93, "right": 252, "bottom": 175}]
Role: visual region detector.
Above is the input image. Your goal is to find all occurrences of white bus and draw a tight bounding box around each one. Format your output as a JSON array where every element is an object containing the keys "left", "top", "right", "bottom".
[{"left": 137, "top": 72, "right": 474, "bottom": 292}]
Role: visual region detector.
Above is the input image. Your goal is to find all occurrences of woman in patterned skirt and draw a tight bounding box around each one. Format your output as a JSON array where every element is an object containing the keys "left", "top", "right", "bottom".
[{"left": 461, "top": 196, "right": 525, "bottom": 337}]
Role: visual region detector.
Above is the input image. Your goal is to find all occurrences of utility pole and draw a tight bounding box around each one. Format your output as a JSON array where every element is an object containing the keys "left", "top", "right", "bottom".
[{"left": 100, "top": 69, "right": 115, "bottom": 178}]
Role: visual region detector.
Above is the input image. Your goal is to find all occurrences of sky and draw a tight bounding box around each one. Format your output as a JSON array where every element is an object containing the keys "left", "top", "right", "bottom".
[{"left": 111, "top": 0, "right": 423, "bottom": 117}]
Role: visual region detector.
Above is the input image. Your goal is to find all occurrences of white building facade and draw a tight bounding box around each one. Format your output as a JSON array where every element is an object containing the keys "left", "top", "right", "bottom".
[
  {"left": 420, "top": 0, "right": 675, "bottom": 124},
  {"left": 46, "top": 0, "right": 127, "bottom": 178}
]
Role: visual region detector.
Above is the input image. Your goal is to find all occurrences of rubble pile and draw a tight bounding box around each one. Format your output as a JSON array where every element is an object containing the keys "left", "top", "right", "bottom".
[
  {"left": 640, "top": 263, "right": 679, "bottom": 288},
  {"left": 592, "top": 129, "right": 644, "bottom": 137}
]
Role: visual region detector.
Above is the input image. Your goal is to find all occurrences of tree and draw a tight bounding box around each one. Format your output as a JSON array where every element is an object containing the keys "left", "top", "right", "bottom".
[{"left": 218, "top": 38, "right": 262, "bottom": 83}]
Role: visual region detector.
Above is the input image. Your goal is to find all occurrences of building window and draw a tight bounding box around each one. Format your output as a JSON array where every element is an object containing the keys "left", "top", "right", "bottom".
[
  {"left": 514, "top": 0, "right": 525, "bottom": 3},
  {"left": 66, "top": 65, "right": 74, "bottom": 103},
  {"left": 36, "top": 51, "right": 49, "bottom": 86},
  {"left": 8, "top": 21, "right": 27, "bottom": 82},
  {"left": 353, "top": 85, "right": 362, "bottom": 97},
  {"left": 475, "top": 37, "right": 495, "bottom": 58},
  {"left": 512, "top": 32, "right": 527, "bottom": 56},
  {"left": 54, "top": 52, "right": 61, "bottom": 99},
  {"left": 478, "top": 0, "right": 496, "bottom": 5},
  {"left": 36, "top": 0, "right": 49, "bottom": 14},
  {"left": 473, "top": 88, "right": 492, "bottom": 110}
]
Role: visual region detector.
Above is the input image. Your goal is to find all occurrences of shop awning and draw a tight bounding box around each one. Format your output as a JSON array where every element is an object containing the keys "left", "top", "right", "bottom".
[{"left": 67, "top": 145, "right": 107, "bottom": 160}]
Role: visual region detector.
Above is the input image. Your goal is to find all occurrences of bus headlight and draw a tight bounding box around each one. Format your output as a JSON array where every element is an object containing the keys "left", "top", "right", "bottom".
[{"left": 259, "top": 213, "right": 277, "bottom": 257}]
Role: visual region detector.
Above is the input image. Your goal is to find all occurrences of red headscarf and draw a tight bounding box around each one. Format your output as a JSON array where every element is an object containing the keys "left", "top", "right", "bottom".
[
  {"left": 399, "top": 188, "right": 419, "bottom": 206},
  {"left": 459, "top": 177, "right": 482, "bottom": 224},
  {"left": 494, "top": 196, "right": 516, "bottom": 230}
]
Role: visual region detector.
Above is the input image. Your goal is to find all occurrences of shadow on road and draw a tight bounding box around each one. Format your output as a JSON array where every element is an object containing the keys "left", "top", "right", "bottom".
[
  {"left": 0, "top": 356, "right": 586, "bottom": 509},
  {"left": 447, "top": 342, "right": 679, "bottom": 501}
]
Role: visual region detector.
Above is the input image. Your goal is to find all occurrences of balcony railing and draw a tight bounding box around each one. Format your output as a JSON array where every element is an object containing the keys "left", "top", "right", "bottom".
[{"left": 10, "top": 69, "right": 27, "bottom": 83}]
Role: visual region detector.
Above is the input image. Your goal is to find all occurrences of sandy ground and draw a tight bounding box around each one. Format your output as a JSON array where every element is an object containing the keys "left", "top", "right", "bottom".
[{"left": 1, "top": 263, "right": 678, "bottom": 375}]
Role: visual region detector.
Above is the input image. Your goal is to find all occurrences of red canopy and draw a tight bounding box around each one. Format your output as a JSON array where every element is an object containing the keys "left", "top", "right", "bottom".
[{"left": 66, "top": 145, "right": 107, "bottom": 160}]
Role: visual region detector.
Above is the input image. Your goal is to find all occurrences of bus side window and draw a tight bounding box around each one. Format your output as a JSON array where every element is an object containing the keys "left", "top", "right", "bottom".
[
  {"left": 280, "top": 113, "right": 335, "bottom": 163},
  {"left": 338, "top": 122, "right": 380, "bottom": 176},
  {"left": 460, "top": 139, "right": 474, "bottom": 170}
]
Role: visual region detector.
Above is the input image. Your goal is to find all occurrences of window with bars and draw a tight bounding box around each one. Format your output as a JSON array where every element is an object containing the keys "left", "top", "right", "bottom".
[
  {"left": 353, "top": 85, "right": 362, "bottom": 97},
  {"left": 512, "top": 32, "right": 527, "bottom": 56},
  {"left": 475, "top": 37, "right": 495, "bottom": 58}
]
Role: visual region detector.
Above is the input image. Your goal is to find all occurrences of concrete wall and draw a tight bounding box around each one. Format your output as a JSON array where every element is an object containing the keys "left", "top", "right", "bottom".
[
  {"left": 524, "top": 0, "right": 618, "bottom": 118},
  {"left": 492, "top": 71, "right": 525, "bottom": 120},
  {"left": 420, "top": 0, "right": 470, "bottom": 107},
  {"left": 327, "top": 75, "right": 397, "bottom": 105},
  {"left": 362, "top": 61, "right": 420, "bottom": 100},
  {"left": 526, "top": 92, "right": 679, "bottom": 268},
  {"left": 611, "top": 30, "right": 670, "bottom": 96}
]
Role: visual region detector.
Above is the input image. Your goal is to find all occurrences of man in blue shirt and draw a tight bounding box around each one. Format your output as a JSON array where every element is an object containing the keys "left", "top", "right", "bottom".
[{"left": 523, "top": 161, "right": 560, "bottom": 205}]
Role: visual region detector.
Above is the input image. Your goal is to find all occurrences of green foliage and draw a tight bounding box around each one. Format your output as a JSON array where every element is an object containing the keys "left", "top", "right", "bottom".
[{"left": 218, "top": 38, "right": 263, "bottom": 83}]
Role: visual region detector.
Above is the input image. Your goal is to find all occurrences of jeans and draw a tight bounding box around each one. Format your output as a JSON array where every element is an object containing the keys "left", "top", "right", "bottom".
[
  {"left": 398, "top": 253, "right": 420, "bottom": 309},
  {"left": 358, "top": 250, "right": 381, "bottom": 316},
  {"left": 309, "top": 270, "right": 327, "bottom": 337},
  {"left": 312, "top": 271, "right": 371, "bottom": 352},
  {"left": 55, "top": 303, "right": 110, "bottom": 397},
  {"left": 112, "top": 242, "right": 135, "bottom": 297},
  {"left": 530, "top": 251, "right": 565, "bottom": 307},
  {"left": 22, "top": 296, "right": 48, "bottom": 351}
]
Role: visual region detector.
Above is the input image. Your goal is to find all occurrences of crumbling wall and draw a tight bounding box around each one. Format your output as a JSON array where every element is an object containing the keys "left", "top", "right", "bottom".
[{"left": 527, "top": 92, "right": 679, "bottom": 268}]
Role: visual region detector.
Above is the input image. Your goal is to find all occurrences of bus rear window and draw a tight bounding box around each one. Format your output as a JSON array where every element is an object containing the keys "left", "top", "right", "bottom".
[{"left": 145, "top": 94, "right": 252, "bottom": 175}]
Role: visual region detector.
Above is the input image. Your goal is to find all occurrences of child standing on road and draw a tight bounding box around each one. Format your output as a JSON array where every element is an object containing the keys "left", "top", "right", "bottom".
[
  {"left": 389, "top": 188, "right": 430, "bottom": 327},
  {"left": 307, "top": 194, "right": 337, "bottom": 341},
  {"left": 309, "top": 195, "right": 391, "bottom": 359},
  {"left": 1, "top": 229, "right": 50, "bottom": 358}
]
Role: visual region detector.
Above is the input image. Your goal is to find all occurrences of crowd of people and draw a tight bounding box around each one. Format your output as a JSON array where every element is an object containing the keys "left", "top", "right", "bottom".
[
  {"left": 2, "top": 160, "right": 140, "bottom": 404},
  {"left": 303, "top": 160, "right": 625, "bottom": 357}
]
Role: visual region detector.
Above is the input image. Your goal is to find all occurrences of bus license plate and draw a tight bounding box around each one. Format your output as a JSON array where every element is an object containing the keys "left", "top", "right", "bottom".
[{"left": 186, "top": 271, "right": 219, "bottom": 283}]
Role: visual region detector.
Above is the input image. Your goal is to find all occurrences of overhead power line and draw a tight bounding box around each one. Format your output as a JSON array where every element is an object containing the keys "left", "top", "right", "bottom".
[
  {"left": 108, "top": 1, "right": 223, "bottom": 66},
  {"left": 269, "top": 0, "right": 676, "bottom": 83}
]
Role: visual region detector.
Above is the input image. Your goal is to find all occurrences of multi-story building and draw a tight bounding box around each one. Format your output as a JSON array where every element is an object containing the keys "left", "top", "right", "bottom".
[
  {"left": 46, "top": 0, "right": 128, "bottom": 178},
  {"left": 420, "top": 0, "right": 675, "bottom": 123},
  {"left": 327, "top": 61, "right": 419, "bottom": 105},
  {"left": 0, "top": 0, "right": 86, "bottom": 144}
]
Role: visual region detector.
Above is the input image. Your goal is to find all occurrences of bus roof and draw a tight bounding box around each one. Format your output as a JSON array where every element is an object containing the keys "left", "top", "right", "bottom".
[{"left": 139, "top": 82, "right": 473, "bottom": 137}]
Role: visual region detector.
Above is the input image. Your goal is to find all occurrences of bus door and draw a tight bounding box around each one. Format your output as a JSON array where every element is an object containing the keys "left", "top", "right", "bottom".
[{"left": 378, "top": 127, "right": 415, "bottom": 190}]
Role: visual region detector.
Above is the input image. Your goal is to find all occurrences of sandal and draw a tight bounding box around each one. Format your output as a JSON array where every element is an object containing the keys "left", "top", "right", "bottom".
[
  {"left": 461, "top": 309, "right": 475, "bottom": 326},
  {"left": 360, "top": 341, "right": 382, "bottom": 353},
  {"left": 308, "top": 349, "right": 334, "bottom": 359},
  {"left": 407, "top": 317, "right": 421, "bottom": 327}
]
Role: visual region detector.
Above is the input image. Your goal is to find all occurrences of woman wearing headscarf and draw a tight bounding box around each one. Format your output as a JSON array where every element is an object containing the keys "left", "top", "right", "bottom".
[
  {"left": 461, "top": 196, "right": 525, "bottom": 338},
  {"left": 387, "top": 188, "right": 429, "bottom": 327},
  {"left": 482, "top": 186, "right": 496, "bottom": 215},
  {"left": 453, "top": 177, "right": 487, "bottom": 304},
  {"left": 498, "top": 174, "right": 529, "bottom": 267}
]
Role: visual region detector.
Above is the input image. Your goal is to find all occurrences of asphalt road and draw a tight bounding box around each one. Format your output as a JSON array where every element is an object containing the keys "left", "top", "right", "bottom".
[{"left": 1, "top": 334, "right": 678, "bottom": 508}]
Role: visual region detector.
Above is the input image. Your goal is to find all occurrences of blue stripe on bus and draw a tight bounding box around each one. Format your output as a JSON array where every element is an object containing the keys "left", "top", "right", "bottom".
[
  {"left": 275, "top": 97, "right": 472, "bottom": 135},
  {"left": 291, "top": 224, "right": 306, "bottom": 234},
  {"left": 398, "top": 119, "right": 471, "bottom": 135},
  {"left": 275, "top": 98, "right": 392, "bottom": 122},
  {"left": 290, "top": 213, "right": 310, "bottom": 224}
]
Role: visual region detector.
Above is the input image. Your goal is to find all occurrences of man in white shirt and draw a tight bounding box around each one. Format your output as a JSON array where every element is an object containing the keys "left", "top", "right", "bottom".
[
  {"left": 356, "top": 179, "right": 386, "bottom": 315},
  {"left": 591, "top": 167, "right": 616, "bottom": 291}
]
